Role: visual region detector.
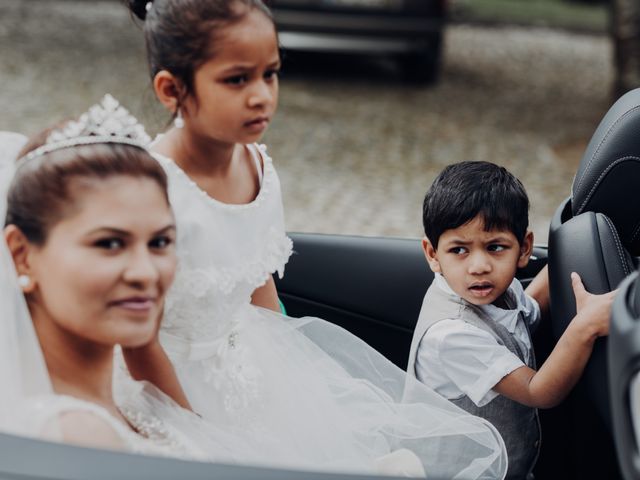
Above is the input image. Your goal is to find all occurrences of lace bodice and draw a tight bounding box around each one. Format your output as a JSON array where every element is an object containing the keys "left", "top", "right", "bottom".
[{"left": 154, "top": 144, "right": 293, "bottom": 343}]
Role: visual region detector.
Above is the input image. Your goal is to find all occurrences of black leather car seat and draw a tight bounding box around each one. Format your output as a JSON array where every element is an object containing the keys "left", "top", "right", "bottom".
[
  {"left": 549, "top": 205, "right": 634, "bottom": 424},
  {"left": 549, "top": 87, "right": 640, "bottom": 425},
  {"left": 545, "top": 87, "right": 640, "bottom": 479}
]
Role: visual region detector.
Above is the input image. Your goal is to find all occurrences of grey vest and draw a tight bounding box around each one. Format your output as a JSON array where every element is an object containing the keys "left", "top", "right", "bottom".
[{"left": 408, "top": 283, "right": 541, "bottom": 480}]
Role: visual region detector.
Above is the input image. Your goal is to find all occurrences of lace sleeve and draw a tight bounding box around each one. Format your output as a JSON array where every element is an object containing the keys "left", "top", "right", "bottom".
[
  {"left": 21, "top": 394, "right": 132, "bottom": 450},
  {"left": 54, "top": 410, "right": 127, "bottom": 451}
]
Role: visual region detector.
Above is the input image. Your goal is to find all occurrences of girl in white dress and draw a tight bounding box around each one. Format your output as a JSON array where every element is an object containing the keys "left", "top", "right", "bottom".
[
  {"left": 124, "top": 1, "right": 508, "bottom": 478},
  {"left": 0, "top": 99, "right": 239, "bottom": 461}
]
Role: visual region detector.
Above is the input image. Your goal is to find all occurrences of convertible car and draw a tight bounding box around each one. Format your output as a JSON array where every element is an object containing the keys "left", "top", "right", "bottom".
[{"left": 1, "top": 91, "right": 640, "bottom": 479}]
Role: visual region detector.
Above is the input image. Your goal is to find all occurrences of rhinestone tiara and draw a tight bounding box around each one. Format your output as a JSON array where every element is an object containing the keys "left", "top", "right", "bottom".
[{"left": 19, "top": 94, "right": 151, "bottom": 163}]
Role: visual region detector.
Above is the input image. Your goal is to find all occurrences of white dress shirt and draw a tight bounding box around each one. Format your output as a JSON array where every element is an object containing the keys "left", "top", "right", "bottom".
[{"left": 415, "top": 274, "right": 541, "bottom": 407}]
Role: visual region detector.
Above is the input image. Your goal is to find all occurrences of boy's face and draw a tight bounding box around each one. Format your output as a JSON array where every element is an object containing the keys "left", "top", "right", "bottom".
[{"left": 422, "top": 216, "right": 533, "bottom": 306}]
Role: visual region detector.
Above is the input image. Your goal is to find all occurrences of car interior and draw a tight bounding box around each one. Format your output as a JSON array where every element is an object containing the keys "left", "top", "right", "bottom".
[{"left": 2, "top": 91, "right": 640, "bottom": 479}]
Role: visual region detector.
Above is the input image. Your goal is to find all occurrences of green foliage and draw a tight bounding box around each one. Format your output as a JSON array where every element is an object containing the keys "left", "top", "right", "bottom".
[{"left": 452, "top": 0, "right": 609, "bottom": 33}]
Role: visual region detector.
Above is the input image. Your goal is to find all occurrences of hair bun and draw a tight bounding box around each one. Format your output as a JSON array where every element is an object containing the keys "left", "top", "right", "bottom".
[{"left": 127, "top": 0, "right": 149, "bottom": 21}]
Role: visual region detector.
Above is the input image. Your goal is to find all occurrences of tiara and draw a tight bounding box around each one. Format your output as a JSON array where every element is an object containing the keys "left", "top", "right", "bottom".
[{"left": 19, "top": 95, "right": 151, "bottom": 163}]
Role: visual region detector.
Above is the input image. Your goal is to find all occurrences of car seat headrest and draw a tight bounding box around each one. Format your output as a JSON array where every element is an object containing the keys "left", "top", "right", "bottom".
[{"left": 572, "top": 88, "right": 640, "bottom": 255}]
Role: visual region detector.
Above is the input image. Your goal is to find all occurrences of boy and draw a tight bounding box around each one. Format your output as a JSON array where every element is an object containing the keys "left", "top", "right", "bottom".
[{"left": 408, "top": 161, "right": 614, "bottom": 480}]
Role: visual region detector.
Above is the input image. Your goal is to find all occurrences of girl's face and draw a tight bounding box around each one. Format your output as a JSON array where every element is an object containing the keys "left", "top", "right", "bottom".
[
  {"left": 183, "top": 9, "right": 280, "bottom": 145},
  {"left": 19, "top": 176, "right": 177, "bottom": 349}
]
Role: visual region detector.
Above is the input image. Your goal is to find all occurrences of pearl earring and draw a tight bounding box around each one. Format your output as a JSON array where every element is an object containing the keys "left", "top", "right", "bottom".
[
  {"left": 174, "top": 109, "right": 184, "bottom": 129},
  {"left": 17, "top": 275, "right": 30, "bottom": 289}
]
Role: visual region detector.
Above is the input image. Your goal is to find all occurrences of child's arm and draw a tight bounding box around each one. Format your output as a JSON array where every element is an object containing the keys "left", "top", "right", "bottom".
[
  {"left": 525, "top": 265, "right": 549, "bottom": 319},
  {"left": 251, "top": 276, "right": 281, "bottom": 312},
  {"left": 122, "top": 337, "right": 192, "bottom": 411},
  {"left": 494, "top": 272, "right": 614, "bottom": 409}
]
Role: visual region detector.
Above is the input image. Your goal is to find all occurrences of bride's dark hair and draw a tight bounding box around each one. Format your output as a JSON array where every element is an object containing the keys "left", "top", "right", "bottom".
[
  {"left": 5, "top": 126, "right": 168, "bottom": 246},
  {"left": 125, "top": 0, "right": 274, "bottom": 103}
]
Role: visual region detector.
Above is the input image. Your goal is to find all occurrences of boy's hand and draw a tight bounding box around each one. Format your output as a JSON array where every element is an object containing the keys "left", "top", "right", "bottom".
[
  {"left": 496, "top": 272, "right": 617, "bottom": 409},
  {"left": 570, "top": 272, "right": 616, "bottom": 338}
]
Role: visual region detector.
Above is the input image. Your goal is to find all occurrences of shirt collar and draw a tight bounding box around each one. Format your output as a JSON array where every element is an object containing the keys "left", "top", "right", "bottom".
[{"left": 433, "top": 273, "right": 530, "bottom": 333}]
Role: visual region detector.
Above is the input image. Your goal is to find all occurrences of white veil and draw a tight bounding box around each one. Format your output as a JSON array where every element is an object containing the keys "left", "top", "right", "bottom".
[{"left": 0, "top": 131, "right": 57, "bottom": 438}]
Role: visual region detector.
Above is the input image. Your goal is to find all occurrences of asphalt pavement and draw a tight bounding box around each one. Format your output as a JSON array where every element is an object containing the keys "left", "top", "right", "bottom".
[{"left": 0, "top": 0, "right": 614, "bottom": 242}]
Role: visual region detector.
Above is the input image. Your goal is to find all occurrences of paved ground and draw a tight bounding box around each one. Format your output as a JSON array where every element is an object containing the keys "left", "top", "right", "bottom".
[{"left": 0, "top": 0, "right": 615, "bottom": 242}]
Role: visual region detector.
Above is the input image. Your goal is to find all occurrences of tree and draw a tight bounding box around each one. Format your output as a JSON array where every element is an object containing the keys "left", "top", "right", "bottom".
[{"left": 611, "top": 0, "right": 640, "bottom": 97}]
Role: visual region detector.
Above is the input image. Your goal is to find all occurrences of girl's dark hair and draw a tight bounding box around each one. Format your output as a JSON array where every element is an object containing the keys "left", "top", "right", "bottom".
[
  {"left": 422, "top": 161, "right": 530, "bottom": 249},
  {"left": 6, "top": 125, "right": 169, "bottom": 246},
  {"left": 126, "top": 0, "right": 275, "bottom": 102}
]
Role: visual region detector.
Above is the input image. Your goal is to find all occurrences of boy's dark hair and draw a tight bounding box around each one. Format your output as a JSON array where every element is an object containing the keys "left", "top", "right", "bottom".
[{"left": 422, "top": 161, "right": 529, "bottom": 249}]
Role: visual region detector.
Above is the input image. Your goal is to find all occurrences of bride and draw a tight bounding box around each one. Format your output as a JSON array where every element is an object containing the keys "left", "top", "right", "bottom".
[{"left": 0, "top": 98, "right": 244, "bottom": 460}]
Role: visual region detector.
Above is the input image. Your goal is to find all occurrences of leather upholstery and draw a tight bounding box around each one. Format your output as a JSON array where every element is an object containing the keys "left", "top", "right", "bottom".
[
  {"left": 572, "top": 88, "right": 640, "bottom": 255},
  {"left": 549, "top": 209, "right": 634, "bottom": 426},
  {"left": 549, "top": 88, "right": 640, "bottom": 427},
  {"left": 545, "top": 89, "right": 640, "bottom": 479}
]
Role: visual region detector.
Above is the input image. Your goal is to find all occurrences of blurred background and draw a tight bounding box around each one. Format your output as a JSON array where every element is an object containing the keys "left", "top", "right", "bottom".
[{"left": 0, "top": 0, "right": 636, "bottom": 242}]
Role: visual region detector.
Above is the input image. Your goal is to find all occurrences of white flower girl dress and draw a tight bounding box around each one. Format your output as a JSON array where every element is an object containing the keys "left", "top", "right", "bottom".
[{"left": 153, "top": 144, "right": 508, "bottom": 479}]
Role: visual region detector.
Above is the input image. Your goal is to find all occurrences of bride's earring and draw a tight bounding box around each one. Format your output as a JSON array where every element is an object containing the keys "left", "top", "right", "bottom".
[
  {"left": 174, "top": 108, "right": 184, "bottom": 129},
  {"left": 17, "top": 275, "right": 30, "bottom": 289}
]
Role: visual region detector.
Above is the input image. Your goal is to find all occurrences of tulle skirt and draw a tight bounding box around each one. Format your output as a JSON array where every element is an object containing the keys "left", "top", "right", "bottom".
[{"left": 157, "top": 305, "right": 507, "bottom": 479}]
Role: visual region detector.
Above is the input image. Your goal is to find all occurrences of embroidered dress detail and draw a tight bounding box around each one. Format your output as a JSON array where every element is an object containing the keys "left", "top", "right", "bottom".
[
  {"left": 119, "top": 407, "right": 185, "bottom": 452},
  {"left": 166, "top": 226, "right": 292, "bottom": 311}
]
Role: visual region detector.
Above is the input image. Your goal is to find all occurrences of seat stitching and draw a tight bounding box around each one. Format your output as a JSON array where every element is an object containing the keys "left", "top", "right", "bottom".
[
  {"left": 602, "top": 214, "right": 631, "bottom": 277},
  {"left": 576, "top": 156, "right": 640, "bottom": 214},
  {"left": 573, "top": 105, "right": 640, "bottom": 204}
]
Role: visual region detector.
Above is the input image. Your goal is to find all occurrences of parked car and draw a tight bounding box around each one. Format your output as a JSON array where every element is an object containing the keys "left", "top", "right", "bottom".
[{"left": 264, "top": 0, "right": 447, "bottom": 83}]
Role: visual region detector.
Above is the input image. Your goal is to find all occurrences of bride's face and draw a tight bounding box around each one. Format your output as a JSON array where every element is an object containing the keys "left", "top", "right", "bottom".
[{"left": 23, "top": 175, "right": 177, "bottom": 348}]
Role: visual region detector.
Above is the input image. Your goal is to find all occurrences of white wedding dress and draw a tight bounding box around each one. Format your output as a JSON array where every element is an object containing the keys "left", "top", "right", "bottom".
[{"left": 153, "top": 144, "right": 508, "bottom": 479}]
